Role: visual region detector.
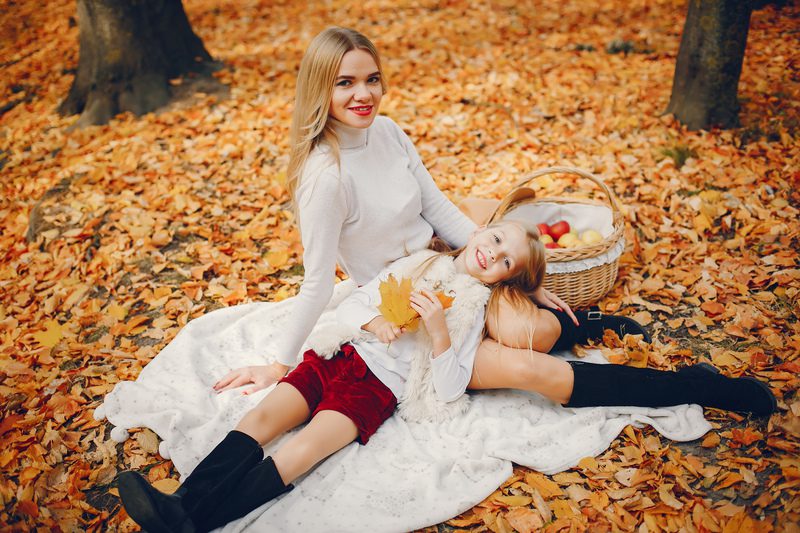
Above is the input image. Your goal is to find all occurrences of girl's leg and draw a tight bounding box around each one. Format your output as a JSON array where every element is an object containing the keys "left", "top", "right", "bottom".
[
  {"left": 199, "top": 410, "right": 359, "bottom": 531},
  {"left": 273, "top": 409, "right": 359, "bottom": 484},
  {"left": 236, "top": 382, "right": 312, "bottom": 444},
  {"left": 119, "top": 382, "right": 312, "bottom": 532}
]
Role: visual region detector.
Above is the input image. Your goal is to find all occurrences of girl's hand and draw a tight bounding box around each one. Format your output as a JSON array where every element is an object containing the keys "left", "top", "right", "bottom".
[
  {"left": 531, "top": 286, "right": 579, "bottom": 326},
  {"left": 213, "top": 362, "right": 289, "bottom": 395},
  {"left": 364, "top": 316, "right": 404, "bottom": 343},
  {"left": 410, "top": 290, "right": 450, "bottom": 356}
]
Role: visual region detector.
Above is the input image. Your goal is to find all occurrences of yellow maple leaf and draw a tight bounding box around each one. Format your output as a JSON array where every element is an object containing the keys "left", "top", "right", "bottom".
[
  {"left": 377, "top": 275, "right": 454, "bottom": 332},
  {"left": 32, "top": 320, "right": 63, "bottom": 348},
  {"left": 106, "top": 304, "right": 128, "bottom": 321}
]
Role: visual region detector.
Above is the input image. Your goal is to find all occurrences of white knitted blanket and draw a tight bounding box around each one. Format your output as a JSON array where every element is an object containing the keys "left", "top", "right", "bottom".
[{"left": 99, "top": 281, "right": 711, "bottom": 532}]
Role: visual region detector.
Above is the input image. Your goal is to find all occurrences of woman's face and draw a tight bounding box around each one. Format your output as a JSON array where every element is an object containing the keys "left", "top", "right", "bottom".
[{"left": 329, "top": 49, "right": 382, "bottom": 129}]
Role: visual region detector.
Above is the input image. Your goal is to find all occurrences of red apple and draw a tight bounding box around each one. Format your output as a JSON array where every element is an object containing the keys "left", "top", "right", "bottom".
[
  {"left": 545, "top": 242, "right": 561, "bottom": 249},
  {"left": 536, "top": 223, "right": 551, "bottom": 237},
  {"left": 548, "top": 220, "right": 571, "bottom": 240}
]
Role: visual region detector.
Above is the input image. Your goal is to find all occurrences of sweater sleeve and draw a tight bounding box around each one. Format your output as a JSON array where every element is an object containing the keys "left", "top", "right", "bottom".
[
  {"left": 272, "top": 169, "right": 348, "bottom": 366},
  {"left": 392, "top": 122, "right": 476, "bottom": 248},
  {"left": 429, "top": 308, "right": 485, "bottom": 402},
  {"left": 336, "top": 271, "right": 382, "bottom": 331}
]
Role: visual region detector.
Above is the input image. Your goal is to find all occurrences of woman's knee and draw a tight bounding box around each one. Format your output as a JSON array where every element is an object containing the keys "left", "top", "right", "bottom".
[
  {"left": 503, "top": 347, "right": 544, "bottom": 383},
  {"left": 485, "top": 298, "right": 538, "bottom": 349},
  {"left": 473, "top": 340, "right": 541, "bottom": 388}
]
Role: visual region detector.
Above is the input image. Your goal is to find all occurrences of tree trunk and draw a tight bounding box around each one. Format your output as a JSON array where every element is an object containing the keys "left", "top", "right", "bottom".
[
  {"left": 59, "top": 0, "right": 216, "bottom": 127},
  {"left": 665, "top": 0, "right": 753, "bottom": 130}
]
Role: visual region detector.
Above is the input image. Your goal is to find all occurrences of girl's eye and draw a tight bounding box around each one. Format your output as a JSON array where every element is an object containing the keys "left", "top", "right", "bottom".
[
  {"left": 336, "top": 80, "right": 351, "bottom": 87},
  {"left": 493, "top": 234, "right": 500, "bottom": 243},
  {"left": 368, "top": 76, "right": 381, "bottom": 84},
  {"left": 504, "top": 258, "right": 511, "bottom": 269}
]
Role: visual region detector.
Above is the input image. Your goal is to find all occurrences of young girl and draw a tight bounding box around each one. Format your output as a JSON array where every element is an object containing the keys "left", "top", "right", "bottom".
[{"left": 118, "top": 219, "right": 545, "bottom": 532}]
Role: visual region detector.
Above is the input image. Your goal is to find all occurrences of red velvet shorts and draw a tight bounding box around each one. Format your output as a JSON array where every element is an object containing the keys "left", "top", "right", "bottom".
[{"left": 279, "top": 344, "right": 397, "bottom": 444}]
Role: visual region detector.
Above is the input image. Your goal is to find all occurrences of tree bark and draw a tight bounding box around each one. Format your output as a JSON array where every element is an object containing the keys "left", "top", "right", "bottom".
[
  {"left": 665, "top": 0, "right": 753, "bottom": 130},
  {"left": 59, "top": 0, "right": 216, "bottom": 127}
]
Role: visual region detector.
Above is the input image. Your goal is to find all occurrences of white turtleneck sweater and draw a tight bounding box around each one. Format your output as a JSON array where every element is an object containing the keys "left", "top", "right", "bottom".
[{"left": 274, "top": 116, "right": 476, "bottom": 366}]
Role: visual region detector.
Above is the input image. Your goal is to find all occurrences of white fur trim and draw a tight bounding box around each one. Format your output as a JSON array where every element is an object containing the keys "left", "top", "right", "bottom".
[{"left": 306, "top": 250, "right": 490, "bottom": 422}]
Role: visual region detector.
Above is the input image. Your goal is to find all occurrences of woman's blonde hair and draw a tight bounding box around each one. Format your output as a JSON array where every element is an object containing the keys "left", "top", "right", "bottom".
[{"left": 287, "top": 27, "right": 386, "bottom": 210}]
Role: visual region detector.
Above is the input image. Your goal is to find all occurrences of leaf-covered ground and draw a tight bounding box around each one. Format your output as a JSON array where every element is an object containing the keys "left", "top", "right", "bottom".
[{"left": 2, "top": 0, "right": 799, "bottom": 530}]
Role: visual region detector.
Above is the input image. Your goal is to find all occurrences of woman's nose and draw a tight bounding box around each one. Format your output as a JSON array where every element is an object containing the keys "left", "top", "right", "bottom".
[{"left": 354, "top": 83, "right": 371, "bottom": 101}]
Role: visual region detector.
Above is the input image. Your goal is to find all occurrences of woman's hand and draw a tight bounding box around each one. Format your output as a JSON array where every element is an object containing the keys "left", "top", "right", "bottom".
[
  {"left": 213, "top": 362, "right": 290, "bottom": 395},
  {"left": 531, "top": 286, "right": 579, "bottom": 326},
  {"left": 410, "top": 290, "right": 450, "bottom": 356},
  {"left": 363, "top": 316, "right": 404, "bottom": 343}
]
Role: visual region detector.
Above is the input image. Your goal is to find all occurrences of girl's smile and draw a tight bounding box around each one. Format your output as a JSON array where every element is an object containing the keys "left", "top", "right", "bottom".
[{"left": 475, "top": 249, "right": 487, "bottom": 270}]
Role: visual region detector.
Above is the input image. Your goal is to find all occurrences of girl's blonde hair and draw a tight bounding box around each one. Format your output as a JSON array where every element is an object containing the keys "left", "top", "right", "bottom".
[
  {"left": 287, "top": 27, "right": 387, "bottom": 210},
  {"left": 482, "top": 219, "right": 546, "bottom": 319}
]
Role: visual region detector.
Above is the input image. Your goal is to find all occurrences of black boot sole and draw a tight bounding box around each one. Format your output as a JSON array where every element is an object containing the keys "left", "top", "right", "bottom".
[
  {"left": 118, "top": 472, "right": 193, "bottom": 533},
  {"left": 688, "top": 363, "right": 777, "bottom": 416}
]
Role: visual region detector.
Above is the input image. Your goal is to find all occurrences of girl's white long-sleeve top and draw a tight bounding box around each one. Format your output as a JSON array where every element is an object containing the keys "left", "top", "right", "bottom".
[
  {"left": 335, "top": 267, "right": 485, "bottom": 402},
  {"left": 273, "top": 116, "right": 476, "bottom": 366}
]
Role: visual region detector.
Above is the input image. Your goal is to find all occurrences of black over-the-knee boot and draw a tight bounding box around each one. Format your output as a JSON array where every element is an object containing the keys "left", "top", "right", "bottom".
[
  {"left": 200, "top": 456, "right": 293, "bottom": 532},
  {"left": 564, "top": 361, "right": 776, "bottom": 416},
  {"left": 575, "top": 310, "right": 652, "bottom": 344},
  {"left": 118, "top": 430, "right": 264, "bottom": 533}
]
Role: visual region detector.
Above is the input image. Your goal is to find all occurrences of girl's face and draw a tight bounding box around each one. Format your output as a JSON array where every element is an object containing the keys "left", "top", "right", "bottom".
[
  {"left": 461, "top": 222, "right": 530, "bottom": 285},
  {"left": 329, "top": 49, "right": 382, "bottom": 129}
]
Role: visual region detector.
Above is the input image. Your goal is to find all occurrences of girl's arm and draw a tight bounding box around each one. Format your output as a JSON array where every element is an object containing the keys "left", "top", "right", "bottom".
[
  {"left": 335, "top": 274, "right": 404, "bottom": 343},
  {"left": 411, "top": 290, "right": 484, "bottom": 403}
]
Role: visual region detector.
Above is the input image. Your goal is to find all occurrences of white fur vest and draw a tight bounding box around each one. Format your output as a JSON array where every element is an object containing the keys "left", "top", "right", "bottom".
[{"left": 305, "top": 250, "right": 490, "bottom": 423}]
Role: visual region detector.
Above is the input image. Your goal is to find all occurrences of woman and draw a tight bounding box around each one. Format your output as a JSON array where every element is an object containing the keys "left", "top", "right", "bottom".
[
  {"left": 214, "top": 26, "right": 571, "bottom": 393},
  {"left": 216, "top": 27, "right": 774, "bottom": 417}
]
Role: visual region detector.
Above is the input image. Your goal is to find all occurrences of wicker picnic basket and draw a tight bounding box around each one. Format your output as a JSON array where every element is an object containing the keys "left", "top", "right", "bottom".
[{"left": 488, "top": 166, "right": 625, "bottom": 309}]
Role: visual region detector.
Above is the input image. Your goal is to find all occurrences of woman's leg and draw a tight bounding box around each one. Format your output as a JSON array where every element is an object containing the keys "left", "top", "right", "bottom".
[
  {"left": 273, "top": 409, "right": 359, "bottom": 484},
  {"left": 475, "top": 294, "right": 774, "bottom": 414},
  {"left": 469, "top": 339, "right": 574, "bottom": 404},
  {"left": 458, "top": 197, "right": 501, "bottom": 226}
]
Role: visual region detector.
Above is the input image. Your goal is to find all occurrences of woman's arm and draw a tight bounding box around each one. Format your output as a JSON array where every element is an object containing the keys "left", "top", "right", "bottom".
[
  {"left": 215, "top": 169, "right": 348, "bottom": 393},
  {"left": 273, "top": 171, "right": 349, "bottom": 363},
  {"left": 391, "top": 121, "right": 476, "bottom": 248}
]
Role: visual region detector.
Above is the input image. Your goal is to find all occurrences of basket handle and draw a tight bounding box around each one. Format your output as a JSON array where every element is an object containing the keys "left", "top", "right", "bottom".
[{"left": 489, "top": 166, "right": 621, "bottom": 223}]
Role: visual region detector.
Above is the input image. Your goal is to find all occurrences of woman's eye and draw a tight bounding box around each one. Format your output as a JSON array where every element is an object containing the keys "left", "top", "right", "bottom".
[
  {"left": 368, "top": 76, "right": 381, "bottom": 84},
  {"left": 336, "top": 80, "right": 351, "bottom": 87}
]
